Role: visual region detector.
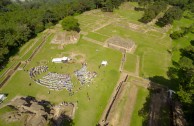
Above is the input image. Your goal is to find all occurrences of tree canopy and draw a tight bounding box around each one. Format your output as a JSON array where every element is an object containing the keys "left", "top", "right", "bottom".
[
  {"left": 168, "top": 41, "right": 194, "bottom": 125},
  {"left": 136, "top": 0, "right": 194, "bottom": 26},
  {"left": 157, "top": 6, "right": 183, "bottom": 27},
  {"left": 61, "top": 16, "right": 80, "bottom": 32},
  {"left": 0, "top": 0, "right": 125, "bottom": 67}
]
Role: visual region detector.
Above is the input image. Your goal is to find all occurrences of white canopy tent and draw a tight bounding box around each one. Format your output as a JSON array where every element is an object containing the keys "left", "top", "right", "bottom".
[
  {"left": 0, "top": 94, "right": 7, "bottom": 103},
  {"left": 52, "top": 57, "right": 70, "bottom": 63},
  {"left": 101, "top": 61, "right": 108, "bottom": 66}
]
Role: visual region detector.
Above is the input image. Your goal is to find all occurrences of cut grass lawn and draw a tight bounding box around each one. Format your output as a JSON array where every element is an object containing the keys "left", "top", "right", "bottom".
[
  {"left": 124, "top": 54, "right": 137, "bottom": 73},
  {"left": 115, "top": 2, "right": 143, "bottom": 23},
  {"left": 141, "top": 51, "right": 170, "bottom": 78},
  {"left": 85, "top": 32, "right": 109, "bottom": 42},
  {"left": 130, "top": 86, "right": 149, "bottom": 126}
]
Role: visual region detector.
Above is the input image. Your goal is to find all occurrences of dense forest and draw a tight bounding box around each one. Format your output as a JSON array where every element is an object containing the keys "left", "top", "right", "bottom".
[{"left": 0, "top": 0, "right": 125, "bottom": 66}]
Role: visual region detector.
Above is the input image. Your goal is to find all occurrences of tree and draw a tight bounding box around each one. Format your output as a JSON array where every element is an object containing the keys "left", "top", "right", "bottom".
[
  {"left": 139, "top": 1, "right": 167, "bottom": 23},
  {"left": 43, "top": 10, "right": 57, "bottom": 24},
  {"left": 167, "top": 41, "right": 194, "bottom": 125},
  {"left": 61, "top": 16, "right": 80, "bottom": 32},
  {"left": 157, "top": 6, "right": 183, "bottom": 27}
]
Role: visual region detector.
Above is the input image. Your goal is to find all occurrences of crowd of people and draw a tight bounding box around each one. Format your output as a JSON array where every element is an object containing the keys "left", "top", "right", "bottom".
[
  {"left": 29, "top": 66, "right": 48, "bottom": 78},
  {"left": 36, "top": 72, "right": 73, "bottom": 91},
  {"left": 74, "top": 64, "right": 97, "bottom": 85},
  {"left": 29, "top": 64, "right": 97, "bottom": 91}
]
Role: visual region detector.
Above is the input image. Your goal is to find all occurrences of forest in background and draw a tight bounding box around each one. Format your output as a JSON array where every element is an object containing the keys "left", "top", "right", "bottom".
[{"left": 0, "top": 0, "right": 125, "bottom": 66}]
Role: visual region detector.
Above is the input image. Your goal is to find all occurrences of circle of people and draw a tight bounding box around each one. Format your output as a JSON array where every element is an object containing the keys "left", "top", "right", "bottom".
[{"left": 29, "top": 64, "right": 97, "bottom": 91}]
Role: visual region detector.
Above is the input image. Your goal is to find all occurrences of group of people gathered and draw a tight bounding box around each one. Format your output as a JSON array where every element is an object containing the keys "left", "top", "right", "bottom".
[
  {"left": 29, "top": 66, "right": 48, "bottom": 79},
  {"left": 74, "top": 64, "right": 97, "bottom": 85},
  {"left": 36, "top": 72, "right": 73, "bottom": 91},
  {"left": 29, "top": 63, "right": 97, "bottom": 91}
]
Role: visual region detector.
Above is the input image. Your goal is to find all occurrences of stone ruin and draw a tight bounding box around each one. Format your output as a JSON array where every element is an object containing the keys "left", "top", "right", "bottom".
[
  {"left": 51, "top": 31, "right": 79, "bottom": 45},
  {"left": 0, "top": 96, "right": 76, "bottom": 126}
]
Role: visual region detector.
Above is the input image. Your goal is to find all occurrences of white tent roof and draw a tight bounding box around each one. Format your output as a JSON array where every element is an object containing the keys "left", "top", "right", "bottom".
[
  {"left": 52, "top": 58, "right": 62, "bottom": 62},
  {"left": 101, "top": 61, "right": 108, "bottom": 66},
  {"left": 0, "top": 94, "right": 6, "bottom": 101},
  {"left": 52, "top": 57, "right": 70, "bottom": 63}
]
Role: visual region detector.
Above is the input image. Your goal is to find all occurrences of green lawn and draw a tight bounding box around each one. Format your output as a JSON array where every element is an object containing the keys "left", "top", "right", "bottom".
[
  {"left": 130, "top": 87, "right": 149, "bottom": 126},
  {"left": 124, "top": 54, "right": 137, "bottom": 73},
  {"left": 85, "top": 32, "right": 109, "bottom": 42},
  {"left": 115, "top": 2, "right": 144, "bottom": 23},
  {"left": 141, "top": 52, "right": 170, "bottom": 78}
]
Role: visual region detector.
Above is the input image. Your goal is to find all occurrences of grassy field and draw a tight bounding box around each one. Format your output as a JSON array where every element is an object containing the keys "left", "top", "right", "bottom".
[
  {"left": 141, "top": 52, "right": 170, "bottom": 78},
  {"left": 85, "top": 32, "right": 109, "bottom": 42},
  {"left": 124, "top": 54, "right": 137, "bottom": 73}
]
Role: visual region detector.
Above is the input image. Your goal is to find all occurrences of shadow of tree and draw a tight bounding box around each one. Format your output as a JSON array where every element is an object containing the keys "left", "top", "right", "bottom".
[
  {"left": 138, "top": 76, "right": 173, "bottom": 126},
  {"left": 149, "top": 76, "right": 178, "bottom": 90},
  {"left": 49, "top": 114, "right": 74, "bottom": 126}
]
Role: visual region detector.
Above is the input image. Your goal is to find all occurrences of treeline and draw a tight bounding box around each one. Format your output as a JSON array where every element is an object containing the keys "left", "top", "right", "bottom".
[
  {"left": 168, "top": 40, "right": 194, "bottom": 125},
  {"left": 136, "top": 0, "right": 194, "bottom": 26},
  {"left": 139, "top": 1, "right": 167, "bottom": 23},
  {"left": 0, "top": 0, "right": 124, "bottom": 66}
]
